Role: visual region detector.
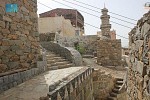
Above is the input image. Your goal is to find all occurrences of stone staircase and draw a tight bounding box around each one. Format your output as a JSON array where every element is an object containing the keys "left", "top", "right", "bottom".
[
  {"left": 107, "top": 78, "right": 124, "bottom": 100},
  {"left": 46, "top": 52, "right": 74, "bottom": 70}
]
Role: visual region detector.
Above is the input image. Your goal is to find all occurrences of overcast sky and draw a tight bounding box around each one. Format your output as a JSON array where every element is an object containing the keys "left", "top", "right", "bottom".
[{"left": 37, "top": 0, "right": 149, "bottom": 47}]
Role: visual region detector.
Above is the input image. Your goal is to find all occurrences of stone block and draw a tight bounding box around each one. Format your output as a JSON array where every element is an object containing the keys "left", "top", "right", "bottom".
[
  {"left": 2, "top": 29, "right": 10, "bottom": 34},
  {"left": 0, "top": 20, "right": 5, "bottom": 28},
  {"left": 7, "top": 62, "right": 19, "bottom": 69},
  {"left": 0, "top": 77, "right": 4, "bottom": 85},
  {"left": 0, "top": 46, "right": 9, "bottom": 51},
  {"left": 8, "top": 74, "right": 14, "bottom": 83},
  {"left": 3, "top": 16, "right": 12, "bottom": 22},
  {"left": 3, "top": 75, "right": 8, "bottom": 84}
]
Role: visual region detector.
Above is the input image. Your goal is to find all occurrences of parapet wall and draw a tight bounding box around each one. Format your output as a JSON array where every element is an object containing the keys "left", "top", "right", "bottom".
[
  {"left": 127, "top": 11, "right": 150, "bottom": 100},
  {"left": 0, "top": 0, "right": 40, "bottom": 73},
  {"left": 47, "top": 67, "right": 94, "bottom": 100},
  {"left": 97, "top": 39, "right": 122, "bottom": 66},
  {"left": 40, "top": 42, "right": 83, "bottom": 66}
]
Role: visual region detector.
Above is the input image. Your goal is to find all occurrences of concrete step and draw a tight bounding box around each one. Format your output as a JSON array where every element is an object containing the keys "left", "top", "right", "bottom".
[
  {"left": 107, "top": 96, "right": 117, "bottom": 100},
  {"left": 110, "top": 92, "right": 117, "bottom": 97}
]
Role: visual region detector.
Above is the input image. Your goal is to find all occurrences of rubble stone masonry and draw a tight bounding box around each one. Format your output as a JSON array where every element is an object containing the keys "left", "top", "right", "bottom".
[
  {"left": 127, "top": 11, "right": 150, "bottom": 100},
  {"left": 97, "top": 39, "right": 122, "bottom": 66},
  {"left": 0, "top": 0, "right": 40, "bottom": 73}
]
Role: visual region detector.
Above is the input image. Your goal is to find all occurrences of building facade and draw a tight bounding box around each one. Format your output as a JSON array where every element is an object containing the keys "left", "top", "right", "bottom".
[
  {"left": 39, "top": 8, "right": 84, "bottom": 36},
  {"left": 38, "top": 16, "right": 76, "bottom": 37}
]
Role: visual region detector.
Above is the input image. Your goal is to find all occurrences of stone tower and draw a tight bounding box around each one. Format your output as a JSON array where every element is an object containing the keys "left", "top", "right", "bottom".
[{"left": 100, "top": 7, "right": 111, "bottom": 39}]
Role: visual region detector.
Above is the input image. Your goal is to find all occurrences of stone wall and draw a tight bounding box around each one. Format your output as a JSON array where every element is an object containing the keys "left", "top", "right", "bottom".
[
  {"left": 39, "top": 32, "right": 55, "bottom": 42},
  {"left": 127, "top": 11, "right": 150, "bottom": 100},
  {"left": 47, "top": 67, "right": 94, "bottom": 100},
  {"left": 57, "top": 35, "right": 98, "bottom": 55},
  {"left": 0, "top": 0, "right": 40, "bottom": 73},
  {"left": 93, "top": 69, "right": 115, "bottom": 99},
  {"left": 0, "top": 46, "right": 47, "bottom": 93},
  {"left": 97, "top": 39, "right": 122, "bottom": 66},
  {"left": 40, "top": 42, "right": 83, "bottom": 66}
]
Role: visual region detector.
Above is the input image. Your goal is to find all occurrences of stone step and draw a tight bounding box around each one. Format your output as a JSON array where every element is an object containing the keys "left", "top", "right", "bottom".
[
  {"left": 114, "top": 84, "right": 122, "bottom": 89},
  {"left": 48, "top": 66, "right": 58, "bottom": 70},
  {"left": 47, "top": 59, "right": 55, "bottom": 63},
  {"left": 47, "top": 58, "right": 67, "bottom": 62},
  {"left": 47, "top": 61, "right": 70, "bottom": 66},
  {"left": 116, "top": 78, "right": 123, "bottom": 81},
  {"left": 48, "top": 64, "right": 73, "bottom": 70},
  {"left": 107, "top": 96, "right": 117, "bottom": 100},
  {"left": 116, "top": 81, "right": 124, "bottom": 85},
  {"left": 46, "top": 56, "right": 63, "bottom": 60},
  {"left": 58, "top": 63, "right": 73, "bottom": 69},
  {"left": 46, "top": 54, "right": 59, "bottom": 57},
  {"left": 110, "top": 92, "right": 117, "bottom": 97},
  {"left": 112, "top": 88, "right": 119, "bottom": 94}
]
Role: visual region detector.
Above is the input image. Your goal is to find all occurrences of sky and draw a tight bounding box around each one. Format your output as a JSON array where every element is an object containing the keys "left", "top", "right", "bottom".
[{"left": 37, "top": 0, "right": 149, "bottom": 47}]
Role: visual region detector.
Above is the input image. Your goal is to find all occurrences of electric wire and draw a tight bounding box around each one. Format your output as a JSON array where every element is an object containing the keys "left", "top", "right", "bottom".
[
  {"left": 73, "top": 0, "right": 137, "bottom": 21},
  {"left": 61, "top": 0, "right": 136, "bottom": 25},
  {"left": 38, "top": 1, "right": 129, "bottom": 40}
]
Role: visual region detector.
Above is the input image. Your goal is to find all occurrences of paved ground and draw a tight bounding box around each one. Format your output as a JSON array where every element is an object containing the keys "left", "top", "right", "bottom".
[
  {"left": 0, "top": 67, "right": 83, "bottom": 100},
  {"left": 83, "top": 58, "right": 126, "bottom": 79}
]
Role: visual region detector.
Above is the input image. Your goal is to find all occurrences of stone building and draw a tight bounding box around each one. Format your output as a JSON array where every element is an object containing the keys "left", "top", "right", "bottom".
[
  {"left": 39, "top": 8, "right": 84, "bottom": 36},
  {"left": 38, "top": 16, "right": 76, "bottom": 37},
  {"left": 97, "top": 7, "right": 122, "bottom": 66}
]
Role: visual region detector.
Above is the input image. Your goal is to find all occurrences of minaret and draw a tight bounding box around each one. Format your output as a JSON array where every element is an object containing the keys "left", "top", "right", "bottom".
[{"left": 100, "top": 7, "right": 111, "bottom": 39}]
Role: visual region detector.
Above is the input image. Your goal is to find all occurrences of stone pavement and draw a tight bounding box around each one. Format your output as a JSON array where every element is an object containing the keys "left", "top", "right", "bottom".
[{"left": 0, "top": 67, "right": 83, "bottom": 100}]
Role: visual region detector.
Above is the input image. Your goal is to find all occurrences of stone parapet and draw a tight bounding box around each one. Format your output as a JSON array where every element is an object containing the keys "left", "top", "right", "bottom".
[
  {"left": 41, "top": 42, "right": 83, "bottom": 66},
  {"left": 47, "top": 67, "right": 94, "bottom": 100}
]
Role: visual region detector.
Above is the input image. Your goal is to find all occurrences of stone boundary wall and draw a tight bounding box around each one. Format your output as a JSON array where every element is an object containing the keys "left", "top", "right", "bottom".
[
  {"left": 93, "top": 69, "right": 115, "bottom": 99},
  {"left": 47, "top": 67, "right": 94, "bottom": 100},
  {"left": 40, "top": 42, "right": 83, "bottom": 66},
  {"left": 127, "top": 11, "right": 150, "bottom": 100}
]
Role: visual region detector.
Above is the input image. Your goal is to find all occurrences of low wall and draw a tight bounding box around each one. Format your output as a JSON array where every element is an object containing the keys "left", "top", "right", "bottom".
[
  {"left": 40, "top": 42, "right": 83, "bottom": 66},
  {"left": 47, "top": 67, "right": 94, "bottom": 100},
  {"left": 0, "top": 47, "right": 47, "bottom": 93}
]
